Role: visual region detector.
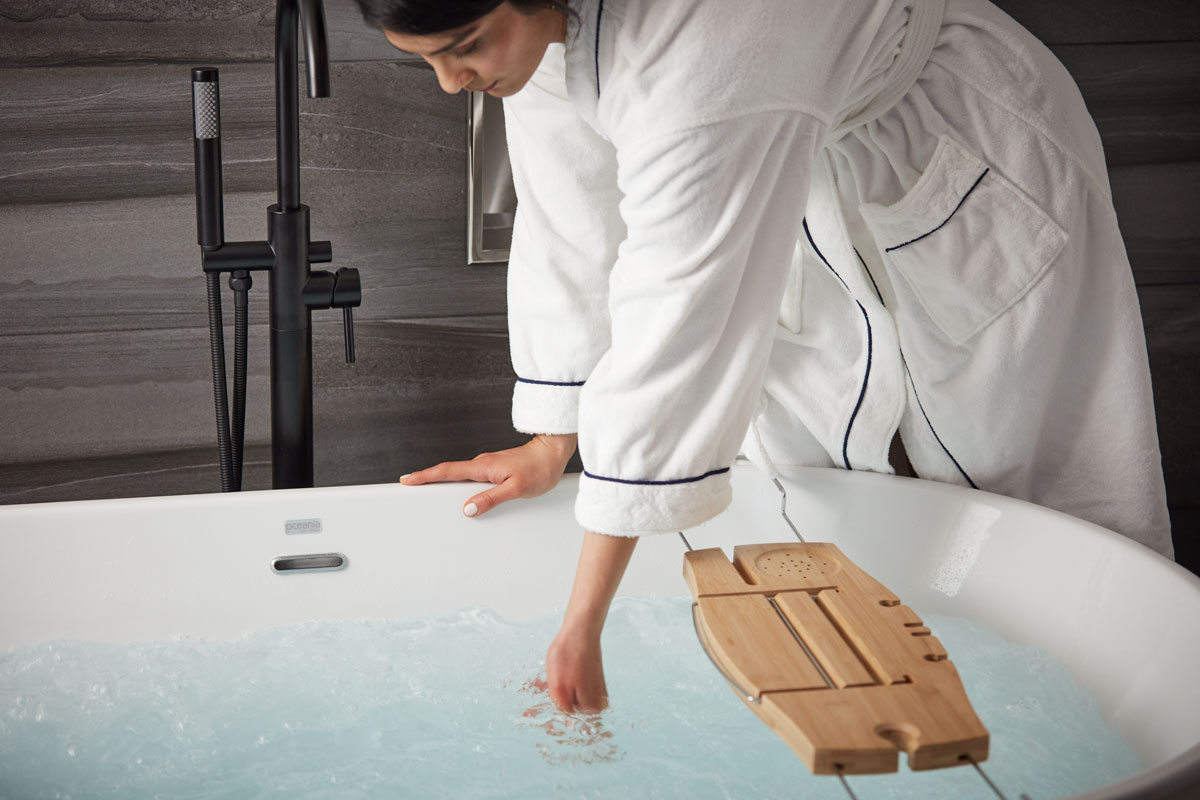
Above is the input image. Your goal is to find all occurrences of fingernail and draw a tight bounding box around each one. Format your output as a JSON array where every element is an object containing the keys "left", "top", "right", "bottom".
[
  {"left": 464, "top": 502, "right": 478, "bottom": 517},
  {"left": 399, "top": 474, "right": 411, "bottom": 483}
]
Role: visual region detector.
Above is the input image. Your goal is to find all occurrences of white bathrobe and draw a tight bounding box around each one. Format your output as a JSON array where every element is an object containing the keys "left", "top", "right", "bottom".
[{"left": 502, "top": 0, "right": 1174, "bottom": 557}]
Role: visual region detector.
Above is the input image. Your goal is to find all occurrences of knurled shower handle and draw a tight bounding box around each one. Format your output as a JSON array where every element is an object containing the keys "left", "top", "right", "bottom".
[{"left": 192, "top": 67, "right": 224, "bottom": 249}]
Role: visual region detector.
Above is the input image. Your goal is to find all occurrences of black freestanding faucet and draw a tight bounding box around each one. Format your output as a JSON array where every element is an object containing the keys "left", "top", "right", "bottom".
[{"left": 191, "top": 0, "right": 361, "bottom": 491}]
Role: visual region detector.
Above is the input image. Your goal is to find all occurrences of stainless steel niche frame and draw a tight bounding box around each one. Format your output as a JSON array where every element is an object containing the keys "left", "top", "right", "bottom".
[{"left": 467, "top": 92, "right": 517, "bottom": 263}]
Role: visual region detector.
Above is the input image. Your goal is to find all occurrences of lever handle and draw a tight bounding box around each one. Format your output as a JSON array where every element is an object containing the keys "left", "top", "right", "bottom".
[
  {"left": 342, "top": 308, "right": 356, "bottom": 364},
  {"left": 191, "top": 67, "right": 224, "bottom": 249},
  {"left": 301, "top": 268, "right": 361, "bottom": 364},
  {"left": 331, "top": 267, "right": 360, "bottom": 308},
  {"left": 333, "top": 268, "right": 361, "bottom": 364}
]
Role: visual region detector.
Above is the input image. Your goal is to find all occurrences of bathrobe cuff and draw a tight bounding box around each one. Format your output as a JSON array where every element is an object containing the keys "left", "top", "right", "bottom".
[
  {"left": 567, "top": 111, "right": 823, "bottom": 538},
  {"left": 575, "top": 469, "right": 733, "bottom": 536},
  {"left": 511, "top": 378, "right": 583, "bottom": 435}
]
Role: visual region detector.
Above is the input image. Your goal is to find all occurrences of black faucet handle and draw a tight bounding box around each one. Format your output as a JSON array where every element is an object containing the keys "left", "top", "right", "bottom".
[
  {"left": 331, "top": 267, "right": 361, "bottom": 309},
  {"left": 332, "top": 268, "right": 360, "bottom": 364},
  {"left": 301, "top": 268, "right": 358, "bottom": 309},
  {"left": 301, "top": 268, "right": 360, "bottom": 363},
  {"left": 340, "top": 308, "right": 356, "bottom": 364},
  {"left": 301, "top": 270, "right": 335, "bottom": 308}
]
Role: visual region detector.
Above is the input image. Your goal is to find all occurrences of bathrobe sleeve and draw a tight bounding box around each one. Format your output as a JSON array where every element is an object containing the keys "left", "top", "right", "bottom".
[
  {"left": 503, "top": 50, "right": 625, "bottom": 435},
  {"left": 574, "top": 111, "right": 825, "bottom": 536}
]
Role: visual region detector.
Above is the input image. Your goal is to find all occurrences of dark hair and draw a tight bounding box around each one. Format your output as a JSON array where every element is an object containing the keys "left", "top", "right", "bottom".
[{"left": 353, "top": 0, "right": 571, "bottom": 36}]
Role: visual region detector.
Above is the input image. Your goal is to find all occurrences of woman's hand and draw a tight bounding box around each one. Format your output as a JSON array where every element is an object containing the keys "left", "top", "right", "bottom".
[
  {"left": 400, "top": 433, "right": 577, "bottom": 517},
  {"left": 546, "top": 626, "right": 608, "bottom": 713},
  {"left": 546, "top": 531, "right": 638, "bottom": 713}
]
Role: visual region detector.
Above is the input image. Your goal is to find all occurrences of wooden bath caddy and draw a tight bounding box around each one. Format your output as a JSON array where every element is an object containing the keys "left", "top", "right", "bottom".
[{"left": 684, "top": 542, "right": 989, "bottom": 775}]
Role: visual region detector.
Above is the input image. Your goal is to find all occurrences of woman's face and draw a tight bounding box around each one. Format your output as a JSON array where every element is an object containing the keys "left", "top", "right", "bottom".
[{"left": 383, "top": 2, "right": 565, "bottom": 97}]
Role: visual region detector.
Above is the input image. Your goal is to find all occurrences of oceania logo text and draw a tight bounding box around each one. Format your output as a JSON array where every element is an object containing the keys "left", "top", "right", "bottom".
[{"left": 284, "top": 518, "right": 323, "bottom": 535}]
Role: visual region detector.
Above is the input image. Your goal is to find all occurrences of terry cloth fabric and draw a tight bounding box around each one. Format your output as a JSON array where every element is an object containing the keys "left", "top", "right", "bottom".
[{"left": 503, "top": 0, "right": 1173, "bottom": 557}]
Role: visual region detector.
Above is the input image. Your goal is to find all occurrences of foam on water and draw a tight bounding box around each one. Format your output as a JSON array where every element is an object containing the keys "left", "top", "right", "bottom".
[{"left": 0, "top": 597, "right": 1141, "bottom": 799}]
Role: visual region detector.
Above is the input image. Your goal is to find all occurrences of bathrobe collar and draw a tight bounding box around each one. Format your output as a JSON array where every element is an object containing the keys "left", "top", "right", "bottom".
[{"left": 564, "top": 0, "right": 604, "bottom": 132}]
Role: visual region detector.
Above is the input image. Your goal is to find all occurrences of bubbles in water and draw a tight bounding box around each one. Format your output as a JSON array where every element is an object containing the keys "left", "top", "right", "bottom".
[{"left": 0, "top": 599, "right": 1142, "bottom": 799}]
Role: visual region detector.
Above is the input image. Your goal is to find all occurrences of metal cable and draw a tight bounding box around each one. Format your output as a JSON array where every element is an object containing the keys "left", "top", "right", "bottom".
[
  {"left": 964, "top": 754, "right": 1011, "bottom": 800},
  {"left": 689, "top": 601, "right": 759, "bottom": 704},
  {"left": 835, "top": 768, "right": 860, "bottom": 799},
  {"left": 772, "top": 478, "right": 806, "bottom": 543}
]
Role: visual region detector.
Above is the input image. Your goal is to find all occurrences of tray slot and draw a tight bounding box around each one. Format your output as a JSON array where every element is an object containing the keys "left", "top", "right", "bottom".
[{"left": 774, "top": 590, "right": 876, "bottom": 688}]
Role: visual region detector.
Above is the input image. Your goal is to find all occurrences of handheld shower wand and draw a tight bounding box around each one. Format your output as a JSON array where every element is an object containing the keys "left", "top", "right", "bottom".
[
  {"left": 192, "top": 68, "right": 224, "bottom": 249},
  {"left": 192, "top": 67, "right": 250, "bottom": 492}
]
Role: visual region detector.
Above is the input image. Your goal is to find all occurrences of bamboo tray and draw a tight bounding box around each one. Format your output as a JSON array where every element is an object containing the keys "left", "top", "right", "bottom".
[{"left": 684, "top": 542, "right": 989, "bottom": 774}]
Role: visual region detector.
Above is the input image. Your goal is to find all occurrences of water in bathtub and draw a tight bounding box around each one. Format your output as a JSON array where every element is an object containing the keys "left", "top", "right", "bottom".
[{"left": 0, "top": 596, "right": 1141, "bottom": 799}]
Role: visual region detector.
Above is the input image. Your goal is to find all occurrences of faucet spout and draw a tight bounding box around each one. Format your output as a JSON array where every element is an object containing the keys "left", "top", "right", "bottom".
[
  {"left": 299, "top": 0, "right": 331, "bottom": 98},
  {"left": 275, "top": 0, "right": 330, "bottom": 210}
]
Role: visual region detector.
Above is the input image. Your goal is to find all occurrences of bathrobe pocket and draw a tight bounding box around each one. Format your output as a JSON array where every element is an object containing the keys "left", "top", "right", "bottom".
[{"left": 860, "top": 135, "right": 1067, "bottom": 344}]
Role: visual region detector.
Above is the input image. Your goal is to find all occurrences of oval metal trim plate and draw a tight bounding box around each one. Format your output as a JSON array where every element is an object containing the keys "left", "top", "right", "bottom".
[{"left": 271, "top": 552, "right": 347, "bottom": 574}]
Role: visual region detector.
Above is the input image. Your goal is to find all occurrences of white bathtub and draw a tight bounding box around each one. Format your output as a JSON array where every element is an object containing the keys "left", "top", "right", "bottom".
[{"left": 1, "top": 464, "right": 1197, "bottom": 799}]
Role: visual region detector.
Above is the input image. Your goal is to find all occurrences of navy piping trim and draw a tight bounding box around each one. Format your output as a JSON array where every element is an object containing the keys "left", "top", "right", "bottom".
[
  {"left": 853, "top": 247, "right": 885, "bottom": 305},
  {"left": 884, "top": 169, "right": 989, "bottom": 252},
  {"left": 516, "top": 377, "right": 586, "bottom": 387},
  {"left": 803, "top": 218, "right": 850, "bottom": 292},
  {"left": 843, "top": 305, "right": 873, "bottom": 471},
  {"left": 594, "top": 0, "right": 604, "bottom": 98},
  {"left": 583, "top": 466, "right": 730, "bottom": 486},
  {"left": 803, "top": 219, "right": 872, "bottom": 471},
  {"left": 852, "top": 247, "right": 979, "bottom": 490},
  {"left": 905, "top": 366, "right": 979, "bottom": 490}
]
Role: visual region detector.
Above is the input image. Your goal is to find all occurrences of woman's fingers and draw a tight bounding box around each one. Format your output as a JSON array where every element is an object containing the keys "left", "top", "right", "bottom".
[
  {"left": 547, "top": 680, "right": 575, "bottom": 713},
  {"left": 401, "top": 438, "right": 573, "bottom": 518},
  {"left": 400, "top": 458, "right": 493, "bottom": 486},
  {"left": 547, "top": 681, "right": 607, "bottom": 714},
  {"left": 401, "top": 460, "right": 521, "bottom": 517},
  {"left": 573, "top": 682, "right": 609, "bottom": 713},
  {"left": 463, "top": 482, "right": 520, "bottom": 517}
]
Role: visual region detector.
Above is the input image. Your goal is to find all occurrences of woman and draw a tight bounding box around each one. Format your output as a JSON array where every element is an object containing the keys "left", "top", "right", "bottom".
[{"left": 355, "top": 0, "right": 1173, "bottom": 714}]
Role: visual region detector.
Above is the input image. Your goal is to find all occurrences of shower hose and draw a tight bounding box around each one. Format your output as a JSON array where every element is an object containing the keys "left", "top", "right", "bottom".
[{"left": 206, "top": 271, "right": 250, "bottom": 491}]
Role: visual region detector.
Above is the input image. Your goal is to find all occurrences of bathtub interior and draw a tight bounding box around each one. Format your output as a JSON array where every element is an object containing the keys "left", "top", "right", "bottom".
[{"left": 1, "top": 464, "right": 1198, "bottom": 789}]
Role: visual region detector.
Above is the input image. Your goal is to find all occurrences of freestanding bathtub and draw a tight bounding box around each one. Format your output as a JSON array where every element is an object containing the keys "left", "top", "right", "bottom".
[{"left": 1, "top": 464, "right": 1198, "bottom": 799}]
